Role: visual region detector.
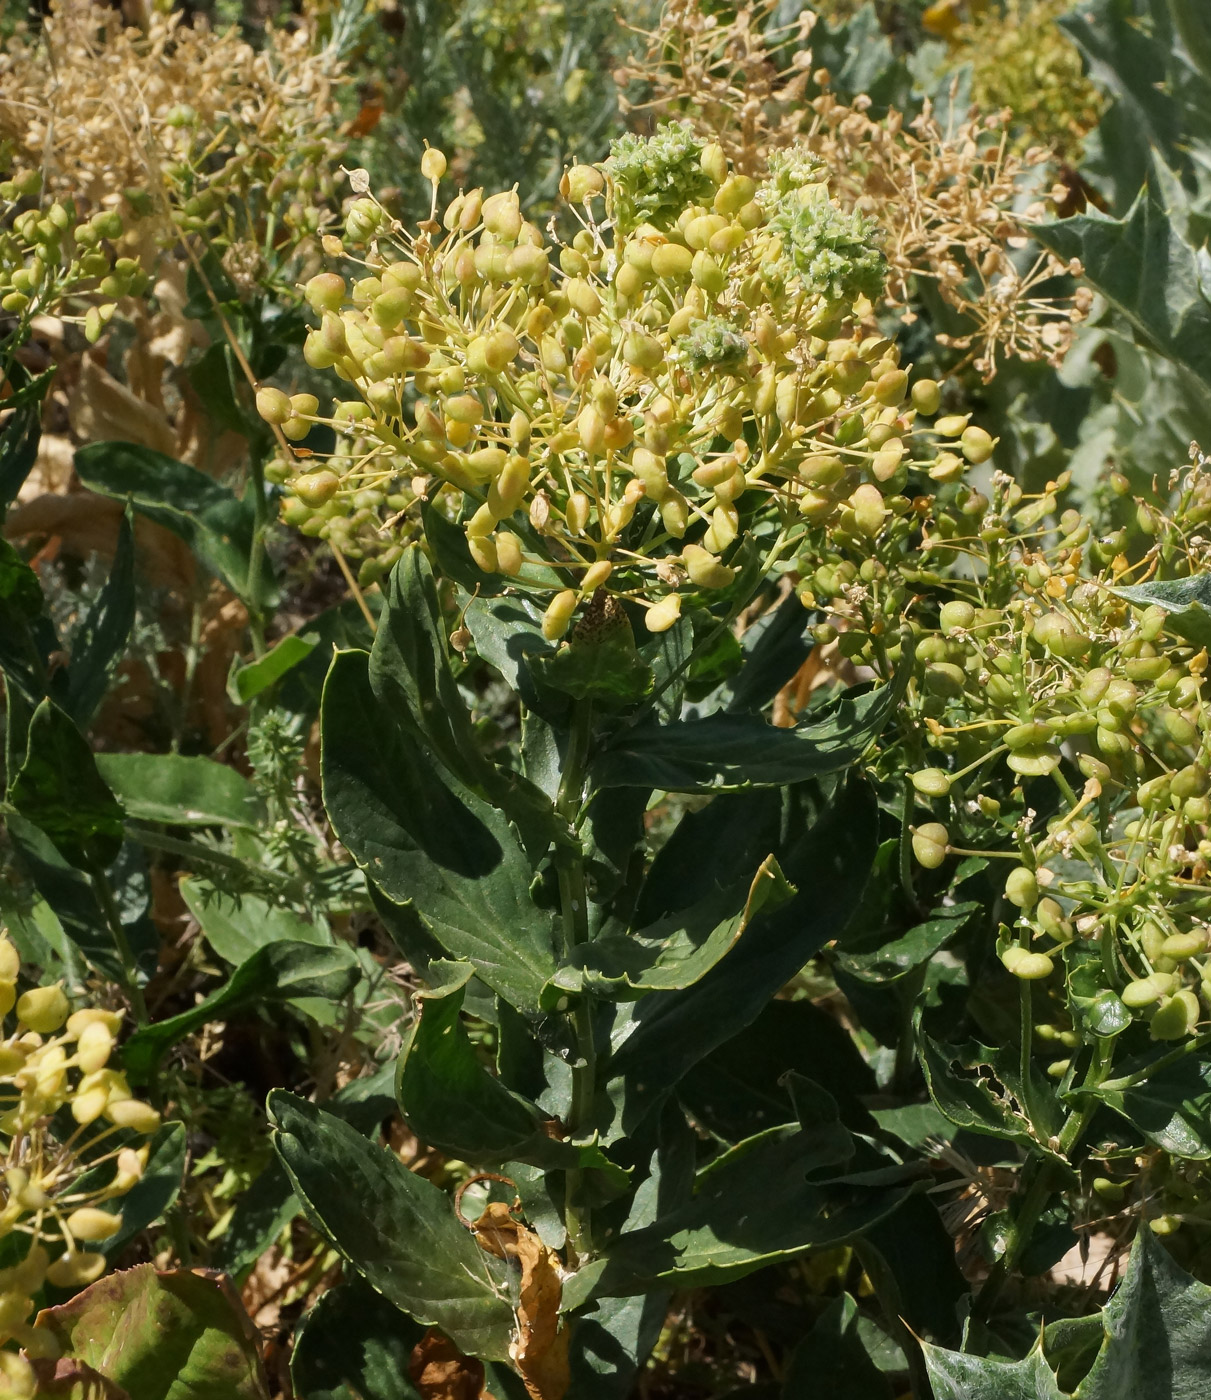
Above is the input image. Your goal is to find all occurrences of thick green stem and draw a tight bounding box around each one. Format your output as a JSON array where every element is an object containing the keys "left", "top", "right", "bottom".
[
  {"left": 969, "top": 1034, "right": 1116, "bottom": 1330},
  {"left": 87, "top": 863, "right": 150, "bottom": 1028},
  {"left": 555, "top": 701, "right": 596, "bottom": 1265}
]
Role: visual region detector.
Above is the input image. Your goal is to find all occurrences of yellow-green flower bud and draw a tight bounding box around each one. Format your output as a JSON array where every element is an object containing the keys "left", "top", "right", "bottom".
[
  {"left": 105, "top": 1099, "right": 161, "bottom": 1134},
  {"left": 646, "top": 595, "right": 682, "bottom": 633},
  {"left": 66, "top": 1208, "right": 121, "bottom": 1243},
  {"left": 542, "top": 589, "right": 578, "bottom": 641},
  {"left": 682, "top": 543, "right": 735, "bottom": 589},
  {"left": 16, "top": 986, "right": 68, "bottom": 1035},
  {"left": 421, "top": 147, "right": 447, "bottom": 183},
  {"left": 911, "top": 379, "right": 941, "bottom": 415}
]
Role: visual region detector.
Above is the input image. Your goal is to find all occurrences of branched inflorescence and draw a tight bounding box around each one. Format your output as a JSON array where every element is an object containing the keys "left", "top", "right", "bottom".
[
  {"left": 617, "top": 0, "right": 1091, "bottom": 379},
  {"left": 261, "top": 125, "right": 980, "bottom": 630},
  {"left": 0, "top": 934, "right": 160, "bottom": 1362}
]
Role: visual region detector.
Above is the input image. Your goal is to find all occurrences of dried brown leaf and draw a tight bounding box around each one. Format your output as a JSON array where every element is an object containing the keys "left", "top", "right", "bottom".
[
  {"left": 408, "top": 1328, "right": 486, "bottom": 1400},
  {"left": 471, "top": 1204, "right": 569, "bottom": 1400}
]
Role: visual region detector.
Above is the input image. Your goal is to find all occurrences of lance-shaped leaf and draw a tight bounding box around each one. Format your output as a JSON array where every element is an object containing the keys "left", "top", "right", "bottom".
[
  {"left": 74, "top": 441, "right": 277, "bottom": 605},
  {"left": 1083, "top": 1050, "right": 1211, "bottom": 1159},
  {"left": 64, "top": 509, "right": 135, "bottom": 725},
  {"left": 33, "top": 1264, "right": 271, "bottom": 1400},
  {"left": 1109, "top": 574, "right": 1211, "bottom": 651},
  {"left": 0, "top": 536, "right": 63, "bottom": 705},
  {"left": 228, "top": 632, "right": 318, "bottom": 704},
  {"left": 836, "top": 900, "right": 979, "bottom": 984},
  {"left": 397, "top": 962, "right": 625, "bottom": 1182},
  {"left": 593, "top": 1120, "right": 911, "bottom": 1294},
  {"left": 543, "top": 855, "right": 794, "bottom": 1006},
  {"left": 122, "top": 942, "right": 361, "bottom": 1080},
  {"left": 181, "top": 878, "right": 331, "bottom": 964},
  {"left": 592, "top": 657, "right": 909, "bottom": 792},
  {"left": 0, "top": 376, "right": 47, "bottom": 512},
  {"left": 321, "top": 648, "right": 559, "bottom": 1014},
  {"left": 10, "top": 699, "right": 125, "bottom": 869},
  {"left": 95, "top": 753, "right": 262, "bottom": 828},
  {"left": 371, "top": 548, "right": 562, "bottom": 856},
  {"left": 270, "top": 1091, "right": 515, "bottom": 1361},
  {"left": 603, "top": 779, "right": 878, "bottom": 1137},
  {"left": 782, "top": 1293, "right": 893, "bottom": 1400}
]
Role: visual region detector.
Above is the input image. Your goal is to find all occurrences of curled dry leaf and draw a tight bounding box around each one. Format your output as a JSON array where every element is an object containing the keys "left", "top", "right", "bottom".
[
  {"left": 471, "top": 1203, "right": 570, "bottom": 1400},
  {"left": 408, "top": 1328, "right": 486, "bottom": 1400}
]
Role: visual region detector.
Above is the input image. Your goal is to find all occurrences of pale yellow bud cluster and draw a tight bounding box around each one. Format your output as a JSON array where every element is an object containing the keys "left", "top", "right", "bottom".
[
  {"left": 0, "top": 934, "right": 160, "bottom": 1356},
  {"left": 263, "top": 135, "right": 954, "bottom": 629}
]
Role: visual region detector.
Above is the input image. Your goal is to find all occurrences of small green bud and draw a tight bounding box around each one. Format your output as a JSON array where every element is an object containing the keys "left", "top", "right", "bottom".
[{"left": 1005, "top": 866, "right": 1038, "bottom": 909}]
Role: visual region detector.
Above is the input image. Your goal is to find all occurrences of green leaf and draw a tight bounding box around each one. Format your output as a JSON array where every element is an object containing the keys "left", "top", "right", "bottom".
[
  {"left": 1089, "top": 1052, "right": 1211, "bottom": 1158},
  {"left": 836, "top": 901, "right": 979, "bottom": 984},
  {"left": 0, "top": 536, "right": 62, "bottom": 705},
  {"left": 3, "top": 816, "right": 156, "bottom": 980},
  {"left": 321, "top": 649, "right": 558, "bottom": 1014},
  {"left": 678, "top": 998, "right": 878, "bottom": 1144},
  {"left": 782, "top": 1294, "right": 893, "bottom": 1400},
  {"left": 604, "top": 779, "right": 879, "bottom": 1137},
  {"left": 228, "top": 633, "right": 319, "bottom": 704},
  {"left": 397, "top": 966, "right": 620, "bottom": 1180},
  {"left": 1076, "top": 1228, "right": 1211, "bottom": 1398},
  {"left": 291, "top": 1277, "right": 423, "bottom": 1400},
  {"left": 724, "top": 590, "right": 812, "bottom": 714},
  {"left": 917, "top": 1025, "right": 1064, "bottom": 1157},
  {"left": 95, "top": 753, "right": 262, "bottom": 828},
  {"left": 1066, "top": 944, "right": 1131, "bottom": 1039},
  {"left": 596, "top": 1121, "right": 911, "bottom": 1293},
  {"left": 269, "top": 1091, "right": 514, "bottom": 1360},
  {"left": 544, "top": 854, "right": 794, "bottom": 1006},
  {"left": 926, "top": 1229, "right": 1211, "bottom": 1399},
  {"left": 73, "top": 441, "right": 277, "bottom": 605},
  {"left": 122, "top": 942, "right": 361, "bottom": 1080},
  {"left": 1034, "top": 160, "right": 1211, "bottom": 390},
  {"left": 531, "top": 619, "right": 654, "bottom": 706},
  {"left": 33, "top": 1264, "right": 271, "bottom": 1400},
  {"left": 65, "top": 510, "right": 135, "bottom": 725},
  {"left": 10, "top": 699, "right": 125, "bottom": 869},
  {"left": 1109, "top": 574, "right": 1211, "bottom": 650},
  {"left": 922, "top": 1342, "right": 1064, "bottom": 1400},
  {"left": 593, "top": 661, "right": 909, "bottom": 792},
  {"left": 0, "top": 378, "right": 47, "bottom": 512},
  {"left": 180, "top": 877, "right": 331, "bottom": 963}
]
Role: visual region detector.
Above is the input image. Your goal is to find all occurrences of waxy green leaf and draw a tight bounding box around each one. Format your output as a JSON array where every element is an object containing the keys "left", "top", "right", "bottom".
[
  {"left": 321, "top": 648, "right": 559, "bottom": 1013},
  {"left": 270, "top": 1092, "right": 514, "bottom": 1360}
]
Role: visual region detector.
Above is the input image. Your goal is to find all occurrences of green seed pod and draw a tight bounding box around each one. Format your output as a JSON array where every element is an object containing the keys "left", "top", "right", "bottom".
[
  {"left": 1122, "top": 975, "right": 1166, "bottom": 1008},
  {"left": 1012, "top": 952, "right": 1055, "bottom": 981},
  {"left": 659, "top": 492, "right": 689, "bottom": 537},
  {"left": 939, "top": 600, "right": 975, "bottom": 634},
  {"left": 294, "top": 471, "right": 341, "bottom": 506},
  {"left": 1150, "top": 990, "right": 1199, "bottom": 1040},
  {"left": 1162, "top": 708, "right": 1200, "bottom": 747},
  {"left": 1078, "top": 753, "right": 1112, "bottom": 782},
  {"left": 682, "top": 543, "right": 735, "bottom": 589},
  {"left": 911, "top": 768, "right": 952, "bottom": 797},
  {"left": 256, "top": 387, "right": 292, "bottom": 425},
  {"left": 911, "top": 378, "right": 941, "bottom": 415},
  {"left": 1092, "top": 1177, "right": 1126, "bottom": 1202},
  {"left": 1162, "top": 931, "right": 1207, "bottom": 960},
  {"left": 1005, "top": 866, "right": 1038, "bottom": 909},
  {"left": 925, "top": 662, "right": 967, "bottom": 698},
  {"left": 911, "top": 822, "right": 949, "bottom": 869},
  {"left": 873, "top": 369, "right": 908, "bottom": 407},
  {"left": 1173, "top": 763, "right": 1210, "bottom": 799},
  {"left": 960, "top": 425, "right": 995, "bottom": 463},
  {"left": 1005, "top": 722, "right": 1052, "bottom": 750}
]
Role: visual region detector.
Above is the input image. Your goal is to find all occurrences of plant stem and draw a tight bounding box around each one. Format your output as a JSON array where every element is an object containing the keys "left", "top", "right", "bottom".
[
  {"left": 555, "top": 700, "right": 596, "bottom": 1266},
  {"left": 87, "top": 863, "right": 150, "bottom": 1027},
  {"left": 245, "top": 452, "right": 269, "bottom": 660}
]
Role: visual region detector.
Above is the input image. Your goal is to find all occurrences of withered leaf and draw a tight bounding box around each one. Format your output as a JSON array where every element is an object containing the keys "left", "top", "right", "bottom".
[
  {"left": 408, "top": 1328, "right": 486, "bottom": 1400},
  {"left": 471, "top": 1203, "right": 570, "bottom": 1400}
]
